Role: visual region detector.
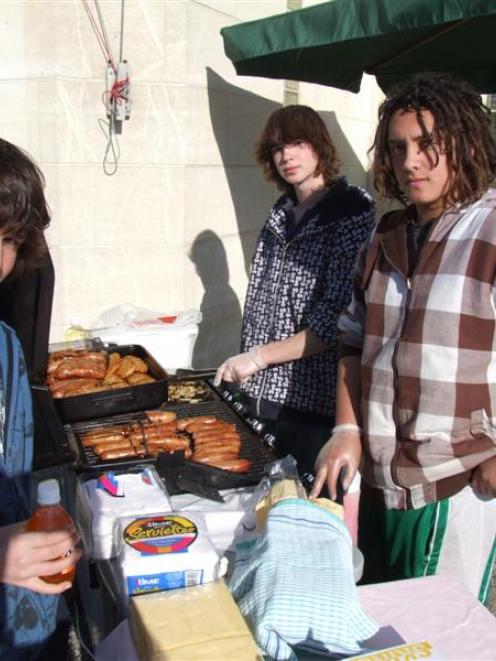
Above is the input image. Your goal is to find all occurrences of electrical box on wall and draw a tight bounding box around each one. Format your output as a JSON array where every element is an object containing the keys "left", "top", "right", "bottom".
[{"left": 106, "top": 60, "right": 131, "bottom": 134}]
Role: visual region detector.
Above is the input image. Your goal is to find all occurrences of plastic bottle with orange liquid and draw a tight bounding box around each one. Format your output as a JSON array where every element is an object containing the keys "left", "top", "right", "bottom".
[{"left": 26, "top": 478, "right": 76, "bottom": 584}]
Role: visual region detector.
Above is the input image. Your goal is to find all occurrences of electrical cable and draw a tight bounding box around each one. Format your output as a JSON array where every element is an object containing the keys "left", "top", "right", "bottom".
[
  {"left": 98, "top": 115, "right": 120, "bottom": 176},
  {"left": 81, "top": 0, "right": 128, "bottom": 175},
  {"left": 94, "top": 0, "right": 116, "bottom": 71},
  {"left": 74, "top": 606, "right": 97, "bottom": 661},
  {"left": 64, "top": 580, "right": 97, "bottom": 661},
  {"left": 119, "top": 0, "right": 125, "bottom": 63},
  {"left": 81, "top": 0, "right": 114, "bottom": 70}
]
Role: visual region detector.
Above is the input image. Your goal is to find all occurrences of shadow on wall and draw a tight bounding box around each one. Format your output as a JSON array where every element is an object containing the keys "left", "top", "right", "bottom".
[
  {"left": 191, "top": 68, "right": 374, "bottom": 368},
  {"left": 207, "top": 67, "right": 280, "bottom": 276},
  {"left": 190, "top": 230, "right": 242, "bottom": 369}
]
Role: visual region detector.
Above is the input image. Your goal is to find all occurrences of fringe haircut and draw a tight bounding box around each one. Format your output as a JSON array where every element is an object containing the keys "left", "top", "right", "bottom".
[{"left": 255, "top": 105, "right": 340, "bottom": 197}]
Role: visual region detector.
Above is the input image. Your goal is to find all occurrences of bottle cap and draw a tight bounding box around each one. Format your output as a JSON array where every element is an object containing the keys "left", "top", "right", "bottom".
[{"left": 37, "top": 479, "right": 61, "bottom": 506}]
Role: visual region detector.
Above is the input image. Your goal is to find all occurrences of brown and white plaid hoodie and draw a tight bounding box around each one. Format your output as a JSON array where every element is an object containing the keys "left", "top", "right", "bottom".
[{"left": 339, "top": 188, "right": 496, "bottom": 510}]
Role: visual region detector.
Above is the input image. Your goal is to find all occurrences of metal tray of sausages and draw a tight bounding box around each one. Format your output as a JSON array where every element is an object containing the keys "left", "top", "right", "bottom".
[
  {"left": 65, "top": 400, "right": 275, "bottom": 488},
  {"left": 50, "top": 344, "right": 168, "bottom": 424}
]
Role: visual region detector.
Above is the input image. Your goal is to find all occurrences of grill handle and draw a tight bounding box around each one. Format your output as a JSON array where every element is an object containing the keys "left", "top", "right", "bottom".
[{"left": 90, "top": 388, "right": 135, "bottom": 406}]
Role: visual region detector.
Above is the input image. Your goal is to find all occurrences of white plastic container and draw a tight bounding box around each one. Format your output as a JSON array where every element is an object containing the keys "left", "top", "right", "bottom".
[
  {"left": 88, "top": 305, "right": 201, "bottom": 373},
  {"left": 94, "top": 324, "right": 199, "bottom": 373}
]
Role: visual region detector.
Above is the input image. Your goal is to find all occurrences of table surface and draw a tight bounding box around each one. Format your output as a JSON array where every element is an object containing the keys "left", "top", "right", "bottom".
[
  {"left": 93, "top": 488, "right": 496, "bottom": 660},
  {"left": 96, "top": 574, "right": 496, "bottom": 660},
  {"left": 358, "top": 574, "right": 496, "bottom": 660}
]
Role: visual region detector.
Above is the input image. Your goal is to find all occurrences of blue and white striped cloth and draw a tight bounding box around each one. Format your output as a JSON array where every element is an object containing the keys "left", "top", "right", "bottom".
[{"left": 229, "top": 498, "right": 378, "bottom": 660}]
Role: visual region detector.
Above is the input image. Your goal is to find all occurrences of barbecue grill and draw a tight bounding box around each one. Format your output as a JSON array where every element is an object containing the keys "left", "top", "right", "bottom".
[{"left": 65, "top": 399, "right": 275, "bottom": 489}]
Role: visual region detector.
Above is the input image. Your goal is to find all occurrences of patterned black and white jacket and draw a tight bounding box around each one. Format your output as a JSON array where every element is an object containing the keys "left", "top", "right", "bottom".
[{"left": 240, "top": 177, "right": 375, "bottom": 417}]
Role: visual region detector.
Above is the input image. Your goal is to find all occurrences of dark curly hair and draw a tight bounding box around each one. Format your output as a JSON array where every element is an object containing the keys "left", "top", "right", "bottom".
[
  {"left": 0, "top": 139, "right": 50, "bottom": 277},
  {"left": 371, "top": 72, "right": 496, "bottom": 208},
  {"left": 255, "top": 105, "right": 340, "bottom": 197}
]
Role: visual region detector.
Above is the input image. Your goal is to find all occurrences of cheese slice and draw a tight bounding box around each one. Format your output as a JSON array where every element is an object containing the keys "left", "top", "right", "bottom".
[
  {"left": 310, "top": 497, "right": 344, "bottom": 520},
  {"left": 130, "top": 579, "right": 260, "bottom": 660},
  {"left": 255, "top": 479, "right": 304, "bottom": 530}
]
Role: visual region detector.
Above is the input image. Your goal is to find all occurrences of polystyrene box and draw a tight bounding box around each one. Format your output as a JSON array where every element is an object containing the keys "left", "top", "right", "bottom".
[
  {"left": 93, "top": 325, "right": 198, "bottom": 373},
  {"left": 76, "top": 468, "right": 172, "bottom": 560}
]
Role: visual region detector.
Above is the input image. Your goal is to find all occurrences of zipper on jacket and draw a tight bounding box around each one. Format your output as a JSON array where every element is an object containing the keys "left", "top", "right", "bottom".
[
  {"left": 255, "top": 232, "right": 298, "bottom": 417},
  {"left": 389, "top": 222, "right": 437, "bottom": 508},
  {"left": 390, "top": 286, "right": 413, "bottom": 508}
]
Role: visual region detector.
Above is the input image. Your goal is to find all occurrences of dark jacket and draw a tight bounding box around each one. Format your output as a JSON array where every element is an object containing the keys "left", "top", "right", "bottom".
[{"left": 240, "top": 177, "right": 375, "bottom": 417}]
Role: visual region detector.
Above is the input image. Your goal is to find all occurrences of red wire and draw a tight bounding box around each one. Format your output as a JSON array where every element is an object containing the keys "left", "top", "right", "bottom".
[
  {"left": 111, "top": 77, "right": 129, "bottom": 101},
  {"left": 81, "top": 0, "right": 116, "bottom": 71}
]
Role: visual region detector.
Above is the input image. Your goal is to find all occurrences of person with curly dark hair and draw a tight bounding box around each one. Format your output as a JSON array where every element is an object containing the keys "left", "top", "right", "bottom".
[
  {"left": 312, "top": 73, "right": 496, "bottom": 602},
  {"left": 0, "top": 139, "right": 81, "bottom": 659},
  {"left": 0, "top": 139, "right": 51, "bottom": 278},
  {"left": 215, "top": 105, "right": 375, "bottom": 484}
]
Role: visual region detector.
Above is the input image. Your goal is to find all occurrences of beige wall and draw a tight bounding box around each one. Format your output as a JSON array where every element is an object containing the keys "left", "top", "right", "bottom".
[{"left": 0, "top": 0, "right": 382, "bottom": 369}]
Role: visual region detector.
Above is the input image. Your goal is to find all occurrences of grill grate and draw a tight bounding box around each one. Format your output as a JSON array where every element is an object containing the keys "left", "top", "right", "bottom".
[{"left": 65, "top": 400, "right": 275, "bottom": 485}]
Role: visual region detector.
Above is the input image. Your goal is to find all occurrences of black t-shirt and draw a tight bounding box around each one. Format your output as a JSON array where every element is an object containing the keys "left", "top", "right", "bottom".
[{"left": 407, "top": 219, "right": 434, "bottom": 276}]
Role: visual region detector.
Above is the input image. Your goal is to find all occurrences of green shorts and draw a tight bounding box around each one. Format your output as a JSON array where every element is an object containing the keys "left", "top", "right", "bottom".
[{"left": 358, "top": 486, "right": 496, "bottom": 606}]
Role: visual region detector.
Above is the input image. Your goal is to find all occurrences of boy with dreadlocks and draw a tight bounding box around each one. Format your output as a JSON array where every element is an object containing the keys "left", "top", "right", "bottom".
[{"left": 311, "top": 72, "right": 496, "bottom": 603}]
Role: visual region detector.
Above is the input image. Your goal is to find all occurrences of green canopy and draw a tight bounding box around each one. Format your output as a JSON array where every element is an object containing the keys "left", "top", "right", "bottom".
[{"left": 221, "top": 0, "right": 496, "bottom": 93}]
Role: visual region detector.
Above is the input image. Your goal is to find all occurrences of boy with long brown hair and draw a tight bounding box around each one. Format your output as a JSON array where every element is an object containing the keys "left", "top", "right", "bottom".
[
  {"left": 215, "top": 105, "right": 375, "bottom": 481},
  {"left": 312, "top": 73, "right": 496, "bottom": 603}
]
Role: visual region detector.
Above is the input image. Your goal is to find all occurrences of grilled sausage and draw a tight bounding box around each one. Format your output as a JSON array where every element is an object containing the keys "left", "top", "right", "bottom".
[
  {"left": 144, "top": 422, "right": 179, "bottom": 434},
  {"left": 186, "top": 420, "right": 236, "bottom": 434},
  {"left": 192, "top": 431, "right": 240, "bottom": 443},
  {"left": 193, "top": 440, "right": 241, "bottom": 454},
  {"left": 47, "top": 350, "right": 105, "bottom": 373},
  {"left": 210, "top": 458, "right": 252, "bottom": 473},
  {"left": 177, "top": 416, "right": 217, "bottom": 431},
  {"left": 193, "top": 434, "right": 241, "bottom": 445},
  {"left": 145, "top": 410, "right": 177, "bottom": 424},
  {"left": 191, "top": 422, "right": 237, "bottom": 434},
  {"left": 82, "top": 432, "right": 128, "bottom": 447},
  {"left": 147, "top": 445, "right": 193, "bottom": 459},
  {"left": 54, "top": 358, "right": 107, "bottom": 380},
  {"left": 99, "top": 445, "right": 145, "bottom": 461},
  {"left": 129, "top": 426, "right": 180, "bottom": 444},
  {"left": 192, "top": 451, "right": 240, "bottom": 464},
  {"left": 193, "top": 447, "right": 241, "bottom": 460},
  {"left": 51, "top": 378, "right": 101, "bottom": 398},
  {"left": 145, "top": 435, "right": 190, "bottom": 450},
  {"left": 93, "top": 440, "right": 134, "bottom": 455}
]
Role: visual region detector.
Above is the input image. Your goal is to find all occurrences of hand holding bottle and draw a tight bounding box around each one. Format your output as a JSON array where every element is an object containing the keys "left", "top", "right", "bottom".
[
  {"left": 0, "top": 520, "right": 80, "bottom": 594},
  {"left": 0, "top": 478, "right": 82, "bottom": 594}
]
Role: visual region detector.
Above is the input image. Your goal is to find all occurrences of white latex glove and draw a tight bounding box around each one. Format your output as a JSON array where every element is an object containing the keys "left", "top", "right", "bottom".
[
  {"left": 471, "top": 455, "right": 496, "bottom": 498},
  {"left": 214, "top": 347, "right": 267, "bottom": 386},
  {"left": 310, "top": 424, "right": 362, "bottom": 500}
]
